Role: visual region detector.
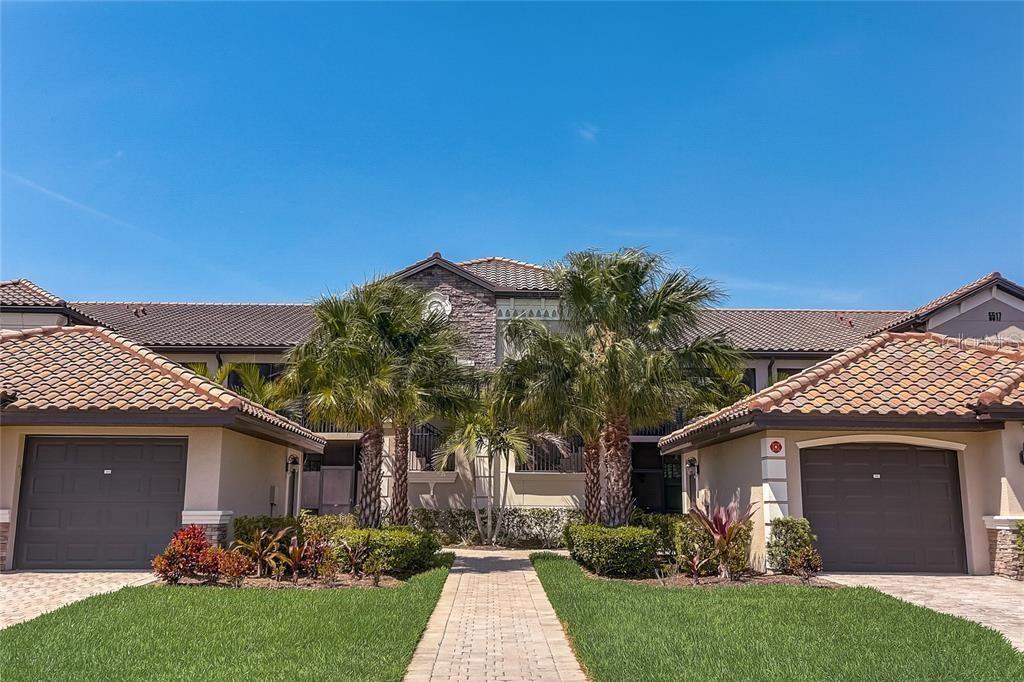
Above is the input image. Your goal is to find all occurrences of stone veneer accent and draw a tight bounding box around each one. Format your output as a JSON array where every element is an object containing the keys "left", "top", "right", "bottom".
[
  {"left": 404, "top": 265, "right": 497, "bottom": 368},
  {"left": 0, "top": 521, "right": 9, "bottom": 571},
  {"left": 196, "top": 523, "right": 228, "bottom": 547},
  {"left": 988, "top": 525, "right": 1023, "bottom": 581}
]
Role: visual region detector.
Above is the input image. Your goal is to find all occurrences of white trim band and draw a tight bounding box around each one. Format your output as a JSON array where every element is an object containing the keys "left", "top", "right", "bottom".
[
  {"left": 794, "top": 434, "right": 968, "bottom": 452},
  {"left": 983, "top": 515, "right": 1024, "bottom": 530},
  {"left": 181, "top": 510, "right": 234, "bottom": 525},
  {"left": 0, "top": 509, "right": 10, "bottom": 523}
]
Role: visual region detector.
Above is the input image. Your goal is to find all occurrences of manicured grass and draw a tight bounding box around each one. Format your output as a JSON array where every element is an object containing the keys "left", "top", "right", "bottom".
[
  {"left": 532, "top": 553, "right": 1024, "bottom": 681},
  {"left": 0, "top": 556, "right": 453, "bottom": 682}
]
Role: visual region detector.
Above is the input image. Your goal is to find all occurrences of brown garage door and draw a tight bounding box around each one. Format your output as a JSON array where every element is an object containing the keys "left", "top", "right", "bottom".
[
  {"left": 800, "top": 443, "right": 966, "bottom": 573},
  {"left": 14, "top": 437, "right": 187, "bottom": 569}
]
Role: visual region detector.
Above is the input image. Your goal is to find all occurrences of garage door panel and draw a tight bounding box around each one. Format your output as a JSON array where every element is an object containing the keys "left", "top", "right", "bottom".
[
  {"left": 15, "top": 437, "right": 188, "bottom": 570},
  {"left": 800, "top": 444, "right": 966, "bottom": 573}
]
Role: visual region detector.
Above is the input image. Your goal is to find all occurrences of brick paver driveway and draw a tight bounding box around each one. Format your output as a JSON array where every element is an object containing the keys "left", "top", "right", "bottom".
[
  {"left": 406, "top": 548, "right": 585, "bottom": 681},
  {"left": 0, "top": 571, "right": 155, "bottom": 629},
  {"left": 825, "top": 573, "right": 1024, "bottom": 650}
]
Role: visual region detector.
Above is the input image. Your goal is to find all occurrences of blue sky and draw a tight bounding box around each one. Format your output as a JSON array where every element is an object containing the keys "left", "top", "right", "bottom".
[{"left": 2, "top": 2, "right": 1022, "bottom": 308}]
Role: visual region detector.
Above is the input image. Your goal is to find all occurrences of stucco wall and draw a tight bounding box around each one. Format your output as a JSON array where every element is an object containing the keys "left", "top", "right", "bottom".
[
  {"left": 402, "top": 265, "right": 497, "bottom": 368},
  {"left": 927, "top": 288, "right": 1024, "bottom": 341},
  {"left": 742, "top": 357, "right": 821, "bottom": 391},
  {"left": 218, "top": 429, "right": 290, "bottom": 520},
  {"left": 0, "top": 312, "right": 68, "bottom": 330}
]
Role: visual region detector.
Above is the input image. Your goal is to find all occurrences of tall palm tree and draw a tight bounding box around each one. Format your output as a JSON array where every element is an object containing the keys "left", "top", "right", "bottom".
[
  {"left": 380, "top": 284, "right": 476, "bottom": 526},
  {"left": 552, "top": 248, "right": 742, "bottom": 526},
  {"left": 283, "top": 283, "right": 404, "bottom": 528},
  {"left": 496, "top": 319, "right": 604, "bottom": 523}
]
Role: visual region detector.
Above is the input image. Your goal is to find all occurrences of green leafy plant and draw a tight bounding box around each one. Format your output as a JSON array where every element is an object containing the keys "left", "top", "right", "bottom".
[
  {"left": 672, "top": 514, "right": 752, "bottom": 577},
  {"left": 233, "top": 516, "right": 301, "bottom": 545},
  {"left": 365, "top": 555, "right": 388, "bottom": 587},
  {"left": 279, "top": 537, "right": 305, "bottom": 582},
  {"left": 232, "top": 528, "right": 292, "bottom": 577},
  {"left": 632, "top": 510, "right": 686, "bottom": 557},
  {"left": 689, "top": 494, "right": 757, "bottom": 580},
  {"left": 788, "top": 547, "right": 823, "bottom": 583},
  {"left": 766, "top": 517, "right": 818, "bottom": 573},
  {"left": 1016, "top": 520, "right": 1024, "bottom": 562},
  {"left": 333, "top": 527, "right": 440, "bottom": 576},
  {"left": 410, "top": 508, "right": 480, "bottom": 545},
  {"left": 337, "top": 531, "right": 373, "bottom": 577},
  {"left": 566, "top": 524, "right": 659, "bottom": 577}
]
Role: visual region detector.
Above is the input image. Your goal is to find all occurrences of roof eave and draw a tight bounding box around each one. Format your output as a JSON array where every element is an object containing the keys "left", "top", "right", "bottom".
[
  {"left": 229, "top": 412, "right": 326, "bottom": 452},
  {"left": 389, "top": 254, "right": 496, "bottom": 291}
]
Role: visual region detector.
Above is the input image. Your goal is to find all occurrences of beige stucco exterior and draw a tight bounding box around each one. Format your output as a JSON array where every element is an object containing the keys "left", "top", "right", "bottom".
[
  {"left": 666, "top": 425, "right": 1024, "bottom": 575},
  {"left": 0, "top": 311, "right": 68, "bottom": 330},
  {"left": 0, "top": 424, "right": 300, "bottom": 570}
]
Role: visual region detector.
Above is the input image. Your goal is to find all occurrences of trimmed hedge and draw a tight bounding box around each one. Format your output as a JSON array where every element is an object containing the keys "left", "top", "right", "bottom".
[
  {"left": 673, "top": 516, "right": 753, "bottom": 577},
  {"left": 300, "top": 512, "right": 358, "bottom": 543},
  {"left": 233, "top": 515, "right": 301, "bottom": 544},
  {"left": 566, "top": 524, "right": 658, "bottom": 577},
  {"left": 410, "top": 507, "right": 584, "bottom": 548},
  {"left": 765, "top": 517, "right": 817, "bottom": 573},
  {"left": 332, "top": 527, "right": 440, "bottom": 575},
  {"left": 631, "top": 510, "right": 685, "bottom": 556}
]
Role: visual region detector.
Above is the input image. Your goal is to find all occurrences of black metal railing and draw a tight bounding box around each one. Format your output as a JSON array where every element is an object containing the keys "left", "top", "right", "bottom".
[
  {"left": 409, "top": 423, "right": 455, "bottom": 472},
  {"left": 521, "top": 437, "right": 584, "bottom": 473}
]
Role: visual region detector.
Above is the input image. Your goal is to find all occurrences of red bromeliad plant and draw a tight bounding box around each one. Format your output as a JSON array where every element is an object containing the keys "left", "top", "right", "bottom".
[{"left": 689, "top": 494, "right": 757, "bottom": 580}]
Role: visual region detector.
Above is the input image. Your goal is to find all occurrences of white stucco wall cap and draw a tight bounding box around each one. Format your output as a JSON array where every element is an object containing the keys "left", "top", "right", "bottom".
[
  {"left": 983, "top": 515, "right": 1024, "bottom": 530},
  {"left": 181, "top": 510, "right": 235, "bottom": 525}
]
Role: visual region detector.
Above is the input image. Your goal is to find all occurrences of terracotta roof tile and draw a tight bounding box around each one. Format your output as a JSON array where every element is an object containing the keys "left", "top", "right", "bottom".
[
  {"left": 0, "top": 279, "right": 65, "bottom": 307},
  {"left": 458, "top": 257, "right": 556, "bottom": 291},
  {"left": 0, "top": 326, "right": 324, "bottom": 446},
  {"left": 659, "top": 332, "right": 1024, "bottom": 450}
]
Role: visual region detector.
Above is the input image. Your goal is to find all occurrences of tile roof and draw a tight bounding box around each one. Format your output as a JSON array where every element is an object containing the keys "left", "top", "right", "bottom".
[
  {"left": 0, "top": 279, "right": 65, "bottom": 307},
  {"left": 659, "top": 332, "right": 1024, "bottom": 450},
  {"left": 0, "top": 326, "right": 324, "bottom": 448},
  {"left": 693, "top": 308, "right": 906, "bottom": 353},
  {"left": 68, "top": 302, "right": 316, "bottom": 348},
  {"left": 458, "top": 257, "right": 556, "bottom": 291},
  {"left": 868, "top": 271, "right": 1009, "bottom": 335}
]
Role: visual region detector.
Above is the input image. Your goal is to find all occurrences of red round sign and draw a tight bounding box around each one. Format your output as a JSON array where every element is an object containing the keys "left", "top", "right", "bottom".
[{"left": 769, "top": 440, "right": 783, "bottom": 454}]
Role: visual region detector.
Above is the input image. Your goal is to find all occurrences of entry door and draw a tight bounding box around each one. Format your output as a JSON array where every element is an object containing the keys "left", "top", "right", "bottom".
[
  {"left": 15, "top": 437, "right": 187, "bottom": 569},
  {"left": 800, "top": 443, "right": 967, "bottom": 573}
]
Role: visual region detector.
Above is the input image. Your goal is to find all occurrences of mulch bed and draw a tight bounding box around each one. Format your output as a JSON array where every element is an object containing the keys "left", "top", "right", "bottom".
[
  {"left": 159, "top": 574, "right": 405, "bottom": 590},
  {"left": 588, "top": 570, "right": 838, "bottom": 589}
]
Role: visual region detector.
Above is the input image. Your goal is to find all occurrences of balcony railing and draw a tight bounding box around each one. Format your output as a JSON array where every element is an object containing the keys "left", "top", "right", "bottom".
[
  {"left": 520, "top": 437, "right": 584, "bottom": 473},
  {"left": 409, "top": 423, "right": 455, "bottom": 472}
]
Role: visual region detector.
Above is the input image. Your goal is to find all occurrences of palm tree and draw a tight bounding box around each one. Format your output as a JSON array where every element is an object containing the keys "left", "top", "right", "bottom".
[
  {"left": 434, "top": 386, "right": 535, "bottom": 545},
  {"left": 552, "top": 248, "right": 742, "bottom": 526},
  {"left": 684, "top": 363, "right": 753, "bottom": 420},
  {"left": 380, "top": 284, "right": 476, "bottom": 526},
  {"left": 185, "top": 362, "right": 299, "bottom": 418},
  {"left": 496, "top": 319, "right": 604, "bottom": 523},
  {"left": 283, "top": 283, "right": 404, "bottom": 528}
]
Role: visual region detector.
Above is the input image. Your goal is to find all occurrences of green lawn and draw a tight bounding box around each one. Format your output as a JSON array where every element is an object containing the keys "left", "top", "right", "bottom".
[
  {"left": 532, "top": 553, "right": 1024, "bottom": 682},
  {"left": 0, "top": 556, "right": 452, "bottom": 682}
]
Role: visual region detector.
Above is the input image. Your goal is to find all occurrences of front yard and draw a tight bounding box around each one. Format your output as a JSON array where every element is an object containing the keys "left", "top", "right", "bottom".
[
  {"left": 0, "top": 556, "right": 452, "bottom": 682},
  {"left": 532, "top": 553, "right": 1024, "bottom": 681}
]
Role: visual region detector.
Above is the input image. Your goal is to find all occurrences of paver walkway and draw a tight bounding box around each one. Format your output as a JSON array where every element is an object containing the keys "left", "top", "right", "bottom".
[
  {"left": 824, "top": 573, "right": 1024, "bottom": 650},
  {"left": 0, "top": 570, "right": 154, "bottom": 629},
  {"left": 406, "top": 549, "right": 585, "bottom": 681}
]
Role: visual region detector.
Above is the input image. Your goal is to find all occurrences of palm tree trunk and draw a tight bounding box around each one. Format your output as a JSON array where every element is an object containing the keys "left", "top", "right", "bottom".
[
  {"left": 490, "top": 455, "right": 512, "bottom": 545},
  {"left": 358, "top": 424, "right": 385, "bottom": 528},
  {"left": 601, "top": 415, "right": 633, "bottom": 527},
  {"left": 392, "top": 422, "right": 410, "bottom": 526},
  {"left": 583, "top": 440, "right": 601, "bottom": 524}
]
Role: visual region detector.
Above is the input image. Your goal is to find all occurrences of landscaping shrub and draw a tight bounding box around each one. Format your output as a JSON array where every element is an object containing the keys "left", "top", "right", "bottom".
[
  {"left": 788, "top": 546, "right": 823, "bottom": 582},
  {"left": 217, "top": 550, "right": 254, "bottom": 587},
  {"left": 632, "top": 509, "right": 685, "bottom": 556},
  {"left": 566, "top": 524, "right": 658, "bottom": 577},
  {"left": 332, "top": 527, "right": 440, "bottom": 575},
  {"left": 672, "top": 516, "right": 752, "bottom": 577},
  {"left": 299, "top": 512, "right": 358, "bottom": 542},
  {"left": 497, "top": 508, "right": 585, "bottom": 548},
  {"left": 152, "top": 525, "right": 212, "bottom": 584},
  {"left": 233, "top": 515, "right": 301, "bottom": 544},
  {"left": 232, "top": 528, "right": 292, "bottom": 577},
  {"left": 689, "top": 497, "right": 756, "bottom": 580},
  {"left": 410, "top": 508, "right": 480, "bottom": 545},
  {"left": 766, "top": 517, "right": 818, "bottom": 573}
]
